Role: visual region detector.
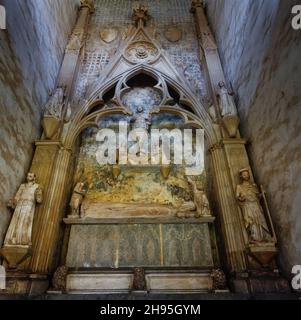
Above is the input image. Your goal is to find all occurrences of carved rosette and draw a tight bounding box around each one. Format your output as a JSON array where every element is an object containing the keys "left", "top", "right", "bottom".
[{"left": 125, "top": 41, "right": 159, "bottom": 64}]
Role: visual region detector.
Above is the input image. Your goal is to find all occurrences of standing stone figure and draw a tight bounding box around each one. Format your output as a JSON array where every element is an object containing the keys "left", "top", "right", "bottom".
[
  {"left": 4, "top": 172, "right": 42, "bottom": 247},
  {"left": 236, "top": 168, "right": 271, "bottom": 244},
  {"left": 44, "top": 87, "right": 65, "bottom": 119},
  {"left": 132, "top": 106, "right": 151, "bottom": 130},
  {"left": 217, "top": 81, "right": 237, "bottom": 117},
  {"left": 187, "top": 177, "right": 212, "bottom": 217},
  {"left": 69, "top": 182, "right": 87, "bottom": 218}
]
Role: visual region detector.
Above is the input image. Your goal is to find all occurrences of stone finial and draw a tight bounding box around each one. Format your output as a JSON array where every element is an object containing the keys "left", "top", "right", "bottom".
[
  {"left": 80, "top": 0, "right": 95, "bottom": 13},
  {"left": 132, "top": 3, "right": 149, "bottom": 27},
  {"left": 190, "top": 0, "right": 204, "bottom": 13}
]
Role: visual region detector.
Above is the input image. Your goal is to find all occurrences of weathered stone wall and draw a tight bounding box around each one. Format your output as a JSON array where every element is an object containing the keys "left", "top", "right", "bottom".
[
  {"left": 206, "top": 0, "right": 301, "bottom": 276},
  {"left": 0, "top": 0, "right": 79, "bottom": 244}
]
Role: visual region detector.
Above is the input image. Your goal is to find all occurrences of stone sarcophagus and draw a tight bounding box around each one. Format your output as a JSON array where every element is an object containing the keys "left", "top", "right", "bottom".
[{"left": 64, "top": 217, "right": 215, "bottom": 293}]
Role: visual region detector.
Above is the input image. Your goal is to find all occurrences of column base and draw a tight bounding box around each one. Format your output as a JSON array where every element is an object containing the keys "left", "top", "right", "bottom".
[
  {"left": 229, "top": 271, "right": 291, "bottom": 294},
  {"left": 2, "top": 271, "right": 49, "bottom": 295}
]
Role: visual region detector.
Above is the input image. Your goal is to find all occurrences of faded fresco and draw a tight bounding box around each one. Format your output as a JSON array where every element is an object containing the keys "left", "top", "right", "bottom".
[{"left": 73, "top": 85, "right": 206, "bottom": 219}]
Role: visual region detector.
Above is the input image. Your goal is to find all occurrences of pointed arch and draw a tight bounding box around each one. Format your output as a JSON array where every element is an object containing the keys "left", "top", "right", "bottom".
[{"left": 66, "top": 20, "right": 218, "bottom": 148}]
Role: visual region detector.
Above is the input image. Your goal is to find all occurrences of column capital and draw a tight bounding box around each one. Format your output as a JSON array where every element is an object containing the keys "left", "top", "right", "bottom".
[
  {"left": 208, "top": 140, "right": 224, "bottom": 153},
  {"left": 80, "top": 0, "right": 95, "bottom": 13}
]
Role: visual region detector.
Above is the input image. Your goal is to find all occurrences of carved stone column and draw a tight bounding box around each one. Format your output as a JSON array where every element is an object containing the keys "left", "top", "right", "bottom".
[
  {"left": 29, "top": 147, "right": 73, "bottom": 274},
  {"left": 191, "top": 1, "right": 289, "bottom": 294},
  {"left": 209, "top": 142, "right": 247, "bottom": 272},
  {"left": 25, "top": 1, "right": 95, "bottom": 277},
  {"left": 58, "top": 0, "right": 95, "bottom": 101},
  {"left": 191, "top": 0, "right": 240, "bottom": 138},
  {"left": 191, "top": 1, "right": 225, "bottom": 95},
  {"left": 191, "top": 0, "right": 247, "bottom": 273}
]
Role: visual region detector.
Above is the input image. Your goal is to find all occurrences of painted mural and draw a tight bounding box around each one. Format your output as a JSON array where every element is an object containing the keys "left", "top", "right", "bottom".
[{"left": 73, "top": 86, "right": 206, "bottom": 218}]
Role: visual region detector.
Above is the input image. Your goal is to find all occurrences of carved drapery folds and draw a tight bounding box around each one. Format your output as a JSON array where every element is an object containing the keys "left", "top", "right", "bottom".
[
  {"left": 217, "top": 81, "right": 240, "bottom": 138},
  {"left": 0, "top": 172, "right": 42, "bottom": 269},
  {"left": 236, "top": 168, "right": 277, "bottom": 267}
]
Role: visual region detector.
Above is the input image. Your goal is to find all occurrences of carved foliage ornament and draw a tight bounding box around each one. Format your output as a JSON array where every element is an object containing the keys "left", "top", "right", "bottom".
[
  {"left": 132, "top": 3, "right": 149, "bottom": 26},
  {"left": 80, "top": 0, "right": 95, "bottom": 13},
  {"left": 125, "top": 41, "right": 159, "bottom": 64},
  {"left": 52, "top": 265, "right": 68, "bottom": 292}
]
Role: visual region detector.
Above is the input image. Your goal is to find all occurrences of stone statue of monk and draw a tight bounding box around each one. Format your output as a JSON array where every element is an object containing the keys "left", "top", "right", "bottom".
[
  {"left": 4, "top": 172, "right": 42, "bottom": 247},
  {"left": 236, "top": 168, "right": 271, "bottom": 244}
]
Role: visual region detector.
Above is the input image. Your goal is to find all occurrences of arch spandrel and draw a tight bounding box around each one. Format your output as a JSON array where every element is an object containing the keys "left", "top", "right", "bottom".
[{"left": 65, "top": 19, "right": 218, "bottom": 149}]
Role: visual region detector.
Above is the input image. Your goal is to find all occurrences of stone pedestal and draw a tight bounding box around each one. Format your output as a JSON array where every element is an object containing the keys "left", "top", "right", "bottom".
[{"left": 0, "top": 246, "right": 31, "bottom": 270}]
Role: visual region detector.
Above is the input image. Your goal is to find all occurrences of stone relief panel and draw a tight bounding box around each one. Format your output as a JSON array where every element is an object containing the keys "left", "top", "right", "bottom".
[
  {"left": 75, "top": 125, "right": 206, "bottom": 214},
  {"left": 74, "top": 0, "right": 208, "bottom": 99},
  {"left": 66, "top": 224, "right": 213, "bottom": 268}
]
